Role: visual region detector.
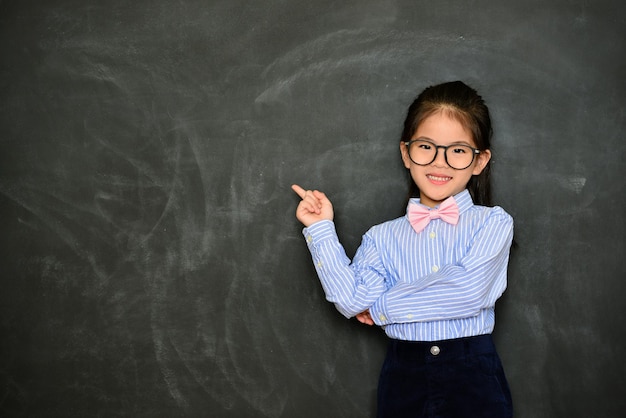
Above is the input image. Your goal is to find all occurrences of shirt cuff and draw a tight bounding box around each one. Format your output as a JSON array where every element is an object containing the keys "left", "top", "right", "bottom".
[
  {"left": 302, "top": 220, "right": 337, "bottom": 246},
  {"left": 369, "top": 296, "right": 391, "bottom": 326}
]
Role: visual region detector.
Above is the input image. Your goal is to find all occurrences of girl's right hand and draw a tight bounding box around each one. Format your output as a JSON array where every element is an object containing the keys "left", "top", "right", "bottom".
[{"left": 291, "top": 184, "right": 334, "bottom": 227}]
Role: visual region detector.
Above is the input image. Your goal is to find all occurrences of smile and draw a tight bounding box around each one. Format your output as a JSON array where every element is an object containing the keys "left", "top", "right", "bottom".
[{"left": 427, "top": 175, "right": 452, "bottom": 182}]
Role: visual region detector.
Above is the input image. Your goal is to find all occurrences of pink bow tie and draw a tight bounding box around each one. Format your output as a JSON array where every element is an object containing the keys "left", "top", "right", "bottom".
[{"left": 407, "top": 197, "right": 459, "bottom": 233}]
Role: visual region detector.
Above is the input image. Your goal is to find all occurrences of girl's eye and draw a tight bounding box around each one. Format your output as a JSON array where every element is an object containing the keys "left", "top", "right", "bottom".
[
  {"left": 417, "top": 142, "right": 432, "bottom": 150},
  {"left": 452, "top": 146, "right": 468, "bottom": 154}
]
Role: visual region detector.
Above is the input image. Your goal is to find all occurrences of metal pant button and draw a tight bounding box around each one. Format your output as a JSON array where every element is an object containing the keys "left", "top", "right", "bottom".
[{"left": 430, "top": 345, "right": 440, "bottom": 356}]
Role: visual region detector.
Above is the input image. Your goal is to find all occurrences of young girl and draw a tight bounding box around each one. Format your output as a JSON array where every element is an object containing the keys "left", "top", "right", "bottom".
[{"left": 292, "top": 81, "right": 514, "bottom": 418}]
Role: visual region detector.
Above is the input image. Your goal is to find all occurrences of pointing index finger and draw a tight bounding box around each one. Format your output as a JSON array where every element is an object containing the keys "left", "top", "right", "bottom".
[{"left": 291, "top": 184, "right": 307, "bottom": 199}]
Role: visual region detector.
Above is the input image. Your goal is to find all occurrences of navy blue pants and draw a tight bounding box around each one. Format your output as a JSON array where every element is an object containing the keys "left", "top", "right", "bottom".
[{"left": 377, "top": 334, "right": 512, "bottom": 418}]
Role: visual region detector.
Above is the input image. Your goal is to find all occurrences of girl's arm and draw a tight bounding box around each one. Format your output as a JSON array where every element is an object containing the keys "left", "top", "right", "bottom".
[
  {"left": 293, "top": 185, "right": 388, "bottom": 318},
  {"left": 369, "top": 209, "right": 513, "bottom": 325},
  {"left": 303, "top": 221, "right": 389, "bottom": 318}
]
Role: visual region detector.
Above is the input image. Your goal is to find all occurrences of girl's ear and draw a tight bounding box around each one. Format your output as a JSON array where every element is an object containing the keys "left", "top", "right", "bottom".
[
  {"left": 472, "top": 149, "right": 492, "bottom": 175},
  {"left": 400, "top": 142, "right": 411, "bottom": 169}
]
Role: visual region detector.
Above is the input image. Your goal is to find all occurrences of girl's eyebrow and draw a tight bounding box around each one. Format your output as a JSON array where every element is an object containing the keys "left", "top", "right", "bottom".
[{"left": 413, "top": 136, "right": 474, "bottom": 146}]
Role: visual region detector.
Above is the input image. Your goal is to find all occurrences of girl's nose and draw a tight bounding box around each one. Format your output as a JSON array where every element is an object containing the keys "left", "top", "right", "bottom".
[{"left": 431, "top": 147, "right": 449, "bottom": 167}]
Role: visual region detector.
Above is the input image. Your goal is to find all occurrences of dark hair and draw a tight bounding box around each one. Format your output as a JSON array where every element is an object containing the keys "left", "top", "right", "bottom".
[{"left": 401, "top": 81, "right": 493, "bottom": 206}]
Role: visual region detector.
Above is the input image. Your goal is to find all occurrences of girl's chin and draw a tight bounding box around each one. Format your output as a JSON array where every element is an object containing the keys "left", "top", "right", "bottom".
[
  {"left": 418, "top": 188, "right": 464, "bottom": 206},
  {"left": 418, "top": 189, "right": 451, "bottom": 202}
]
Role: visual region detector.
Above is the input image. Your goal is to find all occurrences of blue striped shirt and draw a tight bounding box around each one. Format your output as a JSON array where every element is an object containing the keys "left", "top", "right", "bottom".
[{"left": 302, "top": 189, "right": 514, "bottom": 341}]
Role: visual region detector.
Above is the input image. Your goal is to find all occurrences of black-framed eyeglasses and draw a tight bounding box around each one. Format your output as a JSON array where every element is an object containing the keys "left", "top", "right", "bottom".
[{"left": 404, "top": 138, "right": 481, "bottom": 170}]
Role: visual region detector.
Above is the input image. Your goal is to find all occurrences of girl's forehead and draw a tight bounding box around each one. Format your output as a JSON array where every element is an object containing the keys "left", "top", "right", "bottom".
[{"left": 413, "top": 112, "right": 475, "bottom": 145}]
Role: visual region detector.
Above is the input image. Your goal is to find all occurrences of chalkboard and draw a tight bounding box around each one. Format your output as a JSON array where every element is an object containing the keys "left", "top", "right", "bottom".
[{"left": 1, "top": 0, "right": 625, "bottom": 417}]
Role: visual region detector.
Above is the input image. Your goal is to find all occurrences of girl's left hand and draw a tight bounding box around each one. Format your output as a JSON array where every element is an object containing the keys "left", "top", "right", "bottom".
[{"left": 356, "top": 309, "right": 374, "bottom": 326}]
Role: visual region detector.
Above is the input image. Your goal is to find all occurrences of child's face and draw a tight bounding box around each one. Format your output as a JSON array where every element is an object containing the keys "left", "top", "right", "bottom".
[{"left": 400, "top": 112, "right": 491, "bottom": 208}]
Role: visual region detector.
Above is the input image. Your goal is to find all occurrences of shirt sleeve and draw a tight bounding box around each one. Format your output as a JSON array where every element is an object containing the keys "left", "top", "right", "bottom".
[
  {"left": 303, "top": 220, "right": 389, "bottom": 318},
  {"left": 369, "top": 208, "right": 514, "bottom": 326}
]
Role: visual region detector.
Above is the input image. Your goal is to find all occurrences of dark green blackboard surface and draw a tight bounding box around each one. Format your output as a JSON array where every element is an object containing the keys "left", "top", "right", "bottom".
[{"left": 1, "top": 1, "right": 624, "bottom": 417}]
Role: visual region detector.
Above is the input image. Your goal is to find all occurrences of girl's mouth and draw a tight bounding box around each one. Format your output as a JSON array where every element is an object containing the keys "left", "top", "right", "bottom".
[{"left": 427, "top": 174, "right": 452, "bottom": 184}]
